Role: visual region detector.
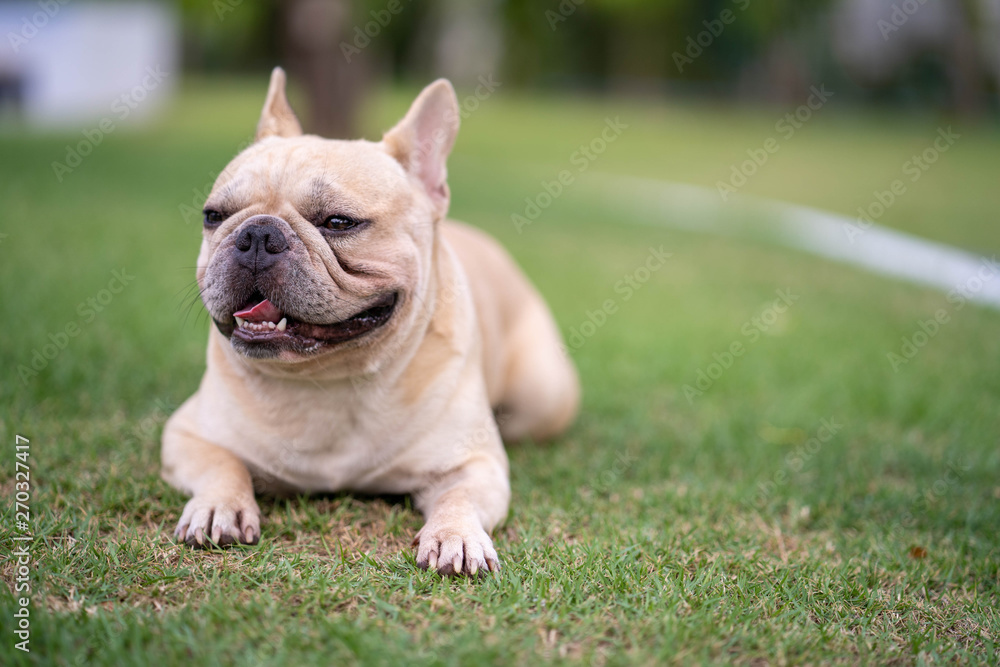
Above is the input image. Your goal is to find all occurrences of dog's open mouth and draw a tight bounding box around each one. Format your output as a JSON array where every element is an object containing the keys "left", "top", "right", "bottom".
[{"left": 223, "top": 292, "right": 398, "bottom": 353}]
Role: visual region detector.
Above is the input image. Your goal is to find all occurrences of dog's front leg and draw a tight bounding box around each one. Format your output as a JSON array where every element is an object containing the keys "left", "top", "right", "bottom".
[
  {"left": 413, "top": 456, "right": 510, "bottom": 576},
  {"left": 161, "top": 405, "right": 261, "bottom": 548}
]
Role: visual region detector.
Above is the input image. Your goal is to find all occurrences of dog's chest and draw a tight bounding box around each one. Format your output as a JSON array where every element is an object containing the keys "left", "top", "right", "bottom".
[{"left": 202, "top": 382, "right": 432, "bottom": 494}]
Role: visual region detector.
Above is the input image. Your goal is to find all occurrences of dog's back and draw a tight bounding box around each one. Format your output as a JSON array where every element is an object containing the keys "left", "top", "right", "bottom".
[{"left": 442, "top": 220, "right": 579, "bottom": 442}]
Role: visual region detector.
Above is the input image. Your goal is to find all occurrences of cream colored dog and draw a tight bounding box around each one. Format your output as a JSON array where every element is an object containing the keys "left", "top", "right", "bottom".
[{"left": 161, "top": 68, "right": 579, "bottom": 575}]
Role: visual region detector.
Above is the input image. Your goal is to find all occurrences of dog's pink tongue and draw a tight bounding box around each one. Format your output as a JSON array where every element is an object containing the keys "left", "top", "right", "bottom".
[{"left": 234, "top": 299, "right": 283, "bottom": 323}]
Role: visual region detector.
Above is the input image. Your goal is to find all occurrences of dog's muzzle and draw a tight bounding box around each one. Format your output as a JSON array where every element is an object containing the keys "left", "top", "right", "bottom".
[{"left": 234, "top": 215, "right": 289, "bottom": 273}]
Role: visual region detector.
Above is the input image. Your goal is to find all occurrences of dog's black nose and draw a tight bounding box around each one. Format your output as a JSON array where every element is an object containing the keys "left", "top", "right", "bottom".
[{"left": 234, "top": 216, "right": 289, "bottom": 272}]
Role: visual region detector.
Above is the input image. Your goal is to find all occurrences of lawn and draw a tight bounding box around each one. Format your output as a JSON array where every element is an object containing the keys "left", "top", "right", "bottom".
[{"left": 1, "top": 78, "right": 998, "bottom": 665}]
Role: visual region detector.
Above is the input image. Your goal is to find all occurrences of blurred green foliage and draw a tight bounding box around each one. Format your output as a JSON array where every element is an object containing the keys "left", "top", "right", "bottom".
[{"left": 167, "top": 0, "right": 996, "bottom": 113}]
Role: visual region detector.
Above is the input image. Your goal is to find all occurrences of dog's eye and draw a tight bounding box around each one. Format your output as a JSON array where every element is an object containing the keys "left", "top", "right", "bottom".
[
  {"left": 320, "top": 215, "right": 361, "bottom": 233},
  {"left": 203, "top": 209, "right": 225, "bottom": 227}
]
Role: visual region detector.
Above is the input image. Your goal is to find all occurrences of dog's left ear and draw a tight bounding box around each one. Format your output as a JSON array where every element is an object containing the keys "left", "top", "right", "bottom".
[
  {"left": 256, "top": 67, "right": 303, "bottom": 141},
  {"left": 383, "top": 79, "right": 460, "bottom": 219}
]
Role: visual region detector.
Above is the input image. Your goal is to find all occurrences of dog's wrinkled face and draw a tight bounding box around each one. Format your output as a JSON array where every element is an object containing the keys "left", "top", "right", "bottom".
[
  {"left": 199, "top": 139, "right": 421, "bottom": 361},
  {"left": 196, "top": 70, "right": 459, "bottom": 366}
]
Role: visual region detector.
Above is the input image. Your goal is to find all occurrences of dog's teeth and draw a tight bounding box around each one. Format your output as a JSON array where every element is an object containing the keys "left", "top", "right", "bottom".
[{"left": 235, "top": 317, "right": 287, "bottom": 333}]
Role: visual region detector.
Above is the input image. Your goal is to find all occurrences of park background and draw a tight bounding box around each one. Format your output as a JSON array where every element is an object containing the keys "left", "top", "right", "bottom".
[{"left": 1, "top": 0, "right": 999, "bottom": 664}]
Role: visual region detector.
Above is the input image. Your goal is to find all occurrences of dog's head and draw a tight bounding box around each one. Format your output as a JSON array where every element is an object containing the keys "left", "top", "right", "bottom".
[{"left": 196, "top": 68, "right": 459, "bottom": 370}]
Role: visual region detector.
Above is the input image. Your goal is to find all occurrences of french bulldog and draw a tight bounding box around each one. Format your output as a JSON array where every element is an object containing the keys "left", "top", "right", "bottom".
[{"left": 161, "top": 68, "right": 579, "bottom": 575}]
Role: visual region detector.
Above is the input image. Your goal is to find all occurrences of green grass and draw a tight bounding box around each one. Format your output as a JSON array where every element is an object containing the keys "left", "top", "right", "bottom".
[{"left": 1, "top": 77, "right": 999, "bottom": 665}]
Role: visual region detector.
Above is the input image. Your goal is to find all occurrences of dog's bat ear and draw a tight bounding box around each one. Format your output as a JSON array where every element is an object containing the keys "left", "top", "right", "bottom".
[
  {"left": 256, "top": 67, "right": 303, "bottom": 141},
  {"left": 382, "top": 79, "right": 460, "bottom": 219}
]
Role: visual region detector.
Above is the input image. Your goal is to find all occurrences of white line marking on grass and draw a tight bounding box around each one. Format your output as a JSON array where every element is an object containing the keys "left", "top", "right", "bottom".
[{"left": 586, "top": 173, "right": 1000, "bottom": 310}]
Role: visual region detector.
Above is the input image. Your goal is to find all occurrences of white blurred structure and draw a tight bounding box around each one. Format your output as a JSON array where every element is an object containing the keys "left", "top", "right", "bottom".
[
  {"left": 832, "top": 0, "right": 1000, "bottom": 110},
  {"left": 0, "top": 1, "right": 179, "bottom": 128},
  {"left": 432, "top": 0, "right": 504, "bottom": 88}
]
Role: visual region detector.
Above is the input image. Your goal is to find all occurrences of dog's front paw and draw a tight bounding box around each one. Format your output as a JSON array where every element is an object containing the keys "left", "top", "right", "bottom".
[
  {"left": 173, "top": 493, "right": 261, "bottom": 548},
  {"left": 413, "top": 518, "right": 500, "bottom": 576}
]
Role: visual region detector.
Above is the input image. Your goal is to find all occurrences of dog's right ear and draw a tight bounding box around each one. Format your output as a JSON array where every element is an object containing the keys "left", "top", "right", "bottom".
[
  {"left": 256, "top": 67, "right": 302, "bottom": 141},
  {"left": 382, "top": 79, "right": 460, "bottom": 220}
]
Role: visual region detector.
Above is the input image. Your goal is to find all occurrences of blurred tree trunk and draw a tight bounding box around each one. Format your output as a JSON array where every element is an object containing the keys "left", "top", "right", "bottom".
[
  {"left": 280, "top": 0, "right": 368, "bottom": 138},
  {"left": 607, "top": 15, "right": 670, "bottom": 93},
  {"left": 738, "top": 37, "right": 811, "bottom": 105},
  {"left": 948, "top": 0, "right": 985, "bottom": 117},
  {"left": 432, "top": 0, "right": 503, "bottom": 87}
]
